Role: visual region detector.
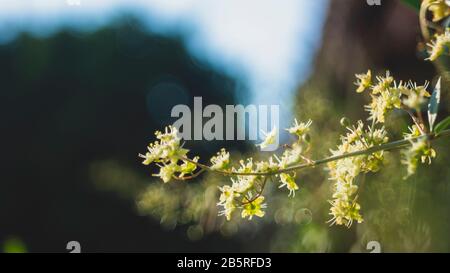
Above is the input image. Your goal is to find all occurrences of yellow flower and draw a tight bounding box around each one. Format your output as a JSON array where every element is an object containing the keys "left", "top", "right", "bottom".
[
  {"left": 278, "top": 143, "right": 303, "bottom": 168},
  {"left": 218, "top": 199, "right": 236, "bottom": 221},
  {"left": 371, "top": 71, "right": 393, "bottom": 94},
  {"left": 365, "top": 95, "right": 388, "bottom": 123},
  {"left": 218, "top": 185, "right": 236, "bottom": 203},
  {"left": 241, "top": 196, "right": 266, "bottom": 220},
  {"left": 139, "top": 149, "right": 158, "bottom": 165},
  {"left": 255, "top": 157, "right": 279, "bottom": 173},
  {"left": 403, "top": 125, "right": 422, "bottom": 140},
  {"left": 285, "top": 119, "right": 312, "bottom": 137},
  {"left": 279, "top": 173, "right": 299, "bottom": 197},
  {"left": 354, "top": 70, "right": 372, "bottom": 93},
  {"left": 401, "top": 138, "right": 437, "bottom": 179},
  {"left": 257, "top": 127, "right": 277, "bottom": 150},
  {"left": 403, "top": 90, "right": 426, "bottom": 109},
  {"left": 426, "top": 29, "right": 450, "bottom": 61},
  {"left": 178, "top": 157, "right": 198, "bottom": 177},
  {"left": 328, "top": 198, "right": 363, "bottom": 228},
  {"left": 231, "top": 176, "right": 255, "bottom": 193},
  {"left": 154, "top": 162, "right": 178, "bottom": 183},
  {"left": 210, "top": 148, "right": 230, "bottom": 170}
]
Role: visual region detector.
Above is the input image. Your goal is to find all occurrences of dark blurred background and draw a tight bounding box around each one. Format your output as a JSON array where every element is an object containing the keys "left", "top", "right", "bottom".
[
  {"left": 1, "top": 0, "right": 450, "bottom": 252},
  {"left": 0, "top": 19, "right": 236, "bottom": 252}
]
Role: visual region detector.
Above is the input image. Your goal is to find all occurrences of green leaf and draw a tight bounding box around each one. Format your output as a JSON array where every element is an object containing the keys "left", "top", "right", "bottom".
[
  {"left": 428, "top": 77, "right": 441, "bottom": 132},
  {"left": 434, "top": 116, "right": 450, "bottom": 134},
  {"left": 401, "top": 0, "right": 420, "bottom": 11}
]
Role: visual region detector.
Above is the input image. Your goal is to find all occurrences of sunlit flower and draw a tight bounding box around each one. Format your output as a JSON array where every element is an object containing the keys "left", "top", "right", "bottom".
[
  {"left": 354, "top": 70, "right": 372, "bottom": 93},
  {"left": 327, "top": 120, "right": 389, "bottom": 226},
  {"left": 255, "top": 157, "right": 279, "bottom": 173},
  {"left": 139, "top": 126, "right": 184, "bottom": 166},
  {"left": 278, "top": 143, "right": 304, "bottom": 168},
  {"left": 328, "top": 198, "right": 363, "bottom": 227},
  {"left": 342, "top": 120, "right": 364, "bottom": 144},
  {"left": 401, "top": 138, "right": 437, "bottom": 179},
  {"left": 403, "top": 90, "right": 426, "bottom": 109},
  {"left": 154, "top": 162, "right": 178, "bottom": 183},
  {"left": 426, "top": 29, "right": 450, "bottom": 61},
  {"left": 218, "top": 199, "right": 237, "bottom": 221},
  {"left": 231, "top": 176, "right": 255, "bottom": 193},
  {"left": 279, "top": 173, "right": 299, "bottom": 197},
  {"left": 403, "top": 125, "right": 422, "bottom": 140},
  {"left": 139, "top": 144, "right": 159, "bottom": 165},
  {"left": 179, "top": 157, "right": 199, "bottom": 177},
  {"left": 286, "top": 119, "right": 312, "bottom": 137},
  {"left": 218, "top": 185, "right": 239, "bottom": 204},
  {"left": 257, "top": 127, "right": 277, "bottom": 150},
  {"left": 210, "top": 148, "right": 230, "bottom": 171},
  {"left": 231, "top": 159, "right": 258, "bottom": 192},
  {"left": 241, "top": 196, "right": 266, "bottom": 220},
  {"left": 371, "top": 71, "right": 394, "bottom": 94}
]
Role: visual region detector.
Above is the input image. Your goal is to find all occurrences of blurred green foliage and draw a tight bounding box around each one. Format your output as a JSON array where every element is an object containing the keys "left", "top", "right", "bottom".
[{"left": 3, "top": 237, "right": 27, "bottom": 253}]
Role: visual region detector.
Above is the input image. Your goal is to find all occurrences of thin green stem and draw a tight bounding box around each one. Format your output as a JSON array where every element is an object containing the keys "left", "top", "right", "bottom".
[{"left": 180, "top": 129, "right": 450, "bottom": 177}]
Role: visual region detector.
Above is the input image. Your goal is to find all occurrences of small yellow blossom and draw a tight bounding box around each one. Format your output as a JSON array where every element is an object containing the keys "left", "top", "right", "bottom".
[
  {"left": 328, "top": 198, "right": 363, "bottom": 227},
  {"left": 279, "top": 173, "right": 299, "bottom": 197},
  {"left": 154, "top": 162, "right": 178, "bottom": 183},
  {"left": 218, "top": 199, "right": 236, "bottom": 221},
  {"left": 179, "top": 157, "right": 199, "bottom": 177},
  {"left": 285, "top": 119, "right": 312, "bottom": 137},
  {"left": 371, "top": 71, "right": 394, "bottom": 94},
  {"left": 218, "top": 185, "right": 239, "bottom": 204},
  {"left": 255, "top": 157, "right": 279, "bottom": 173},
  {"left": 241, "top": 196, "right": 266, "bottom": 220},
  {"left": 403, "top": 125, "right": 422, "bottom": 140},
  {"left": 401, "top": 138, "right": 437, "bottom": 179},
  {"left": 403, "top": 91, "right": 426, "bottom": 109},
  {"left": 361, "top": 72, "right": 404, "bottom": 124},
  {"left": 257, "top": 127, "right": 277, "bottom": 150},
  {"left": 278, "top": 143, "right": 304, "bottom": 168},
  {"left": 426, "top": 29, "right": 450, "bottom": 61},
  {"left": 218, "top": 185, "right": 240, "bottom": 221},
  {"left": 210, "top": 148, "right": 230, "bottom": 170},
  {"left": 354, "top": 70, "right": 372, "bottom": 93}
]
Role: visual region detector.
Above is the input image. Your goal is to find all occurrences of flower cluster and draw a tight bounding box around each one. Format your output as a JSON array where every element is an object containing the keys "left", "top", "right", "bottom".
[
  {"left": 401, "top": 138, "right": 436, "bottom": 179},
  {"left": 325, "top": 70, "right": 436, "bottom": 227},
  {"left": 401, "top": 123, "right": 437, "bottom": 179},
  {"left": 327, "top": 120, "right": 388, "bottom": 227},
  {"left": 138, "top": 126, "right": 197, "bottom": 182},
  {"left": 426, "top": 28, "right": 450, "bottom": 61},
  {"left": 210, "top": 148, "right": 230, "bottom": 171},
  {"left": 140, "top": 71, "right": 444, "bottom": 228},
  {"left": 216, "top": 119, "right": 313, "bottom": 221},
  {"left": 355, "top": 70, "right": 439, "bottom": 172},
  {"left": 257, "top": 127, "right": 277, "bottom": 149},
  {"left": 355, "top": 71, "right": 430, "bottom": 123},
  {"left": 217, "top": 159, "right": 267, "bottom": 221},
  {"left": 422, "top": 1, "right": 450, "bottom": 61}
]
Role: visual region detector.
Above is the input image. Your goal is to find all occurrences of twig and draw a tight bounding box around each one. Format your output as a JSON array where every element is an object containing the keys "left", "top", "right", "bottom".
[{"left": 179, "top": 129, "right": 450, "bottom": 177}]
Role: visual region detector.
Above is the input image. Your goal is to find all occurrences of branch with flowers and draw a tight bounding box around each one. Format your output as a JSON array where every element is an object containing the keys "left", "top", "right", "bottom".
[{"left": 139, "top": 0, "right": 450, "bottom": 228}]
